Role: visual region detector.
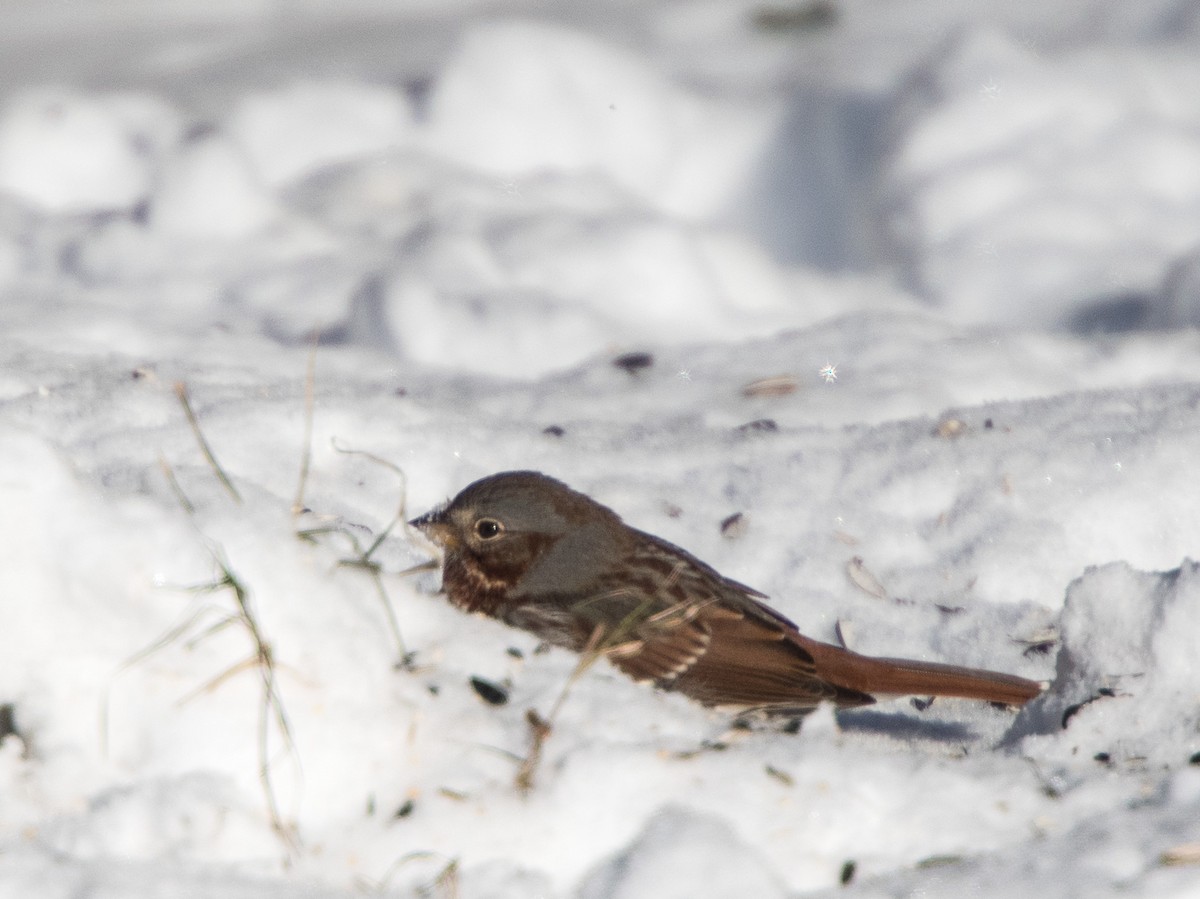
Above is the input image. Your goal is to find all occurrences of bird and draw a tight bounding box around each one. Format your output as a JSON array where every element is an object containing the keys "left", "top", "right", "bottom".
[{"left": 409, "top": 470, "right": 1042, "bottom": 714}]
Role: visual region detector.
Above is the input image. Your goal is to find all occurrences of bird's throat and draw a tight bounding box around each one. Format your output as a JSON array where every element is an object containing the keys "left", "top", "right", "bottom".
[{"left": 442, "top": 553, "right": 516, "bottom": 615}]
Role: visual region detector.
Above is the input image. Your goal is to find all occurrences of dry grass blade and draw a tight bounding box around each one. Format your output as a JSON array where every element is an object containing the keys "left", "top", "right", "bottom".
[
  {"left": 208, "top": 547, "right": 302, "bottom": 851},
  {"left": 287, "top": 341, "right": 409, "bottom": 659},
  {"left": 514, "top": 709, "right": 553, "bottom": 794},
  {"left": 291, "top": 330, "right": 319, "bottom": 517},
  {"left": 514, "top": 622, "right": 619, "bottom": 793},
  {"left": 114, "top": 549, "right": 302, "bottom": 850},
  {"left": 362, "top": 851, "right": 460, "bottom": 896},
  {"left": 328, "top": 439, "right": 413, "bottom": 546},
  {"left": 424, "top": 858, "right": 460, "bottom": 899},
  {"left": 309, "top": 439, "right": 418, "bottom": 666},
  {"left": 174, "top": 381, "right": 242, "bottom": 504},
  {"left": 1161, "top": 842, "right": 1200, "bottom": 866},
  {"left": 330, "top": 523, "right": 412, "bottom": 668},
  {"left": 101, "top": 596, "right": 228, "bottom": 756},
  {"left": 296, "top": 517, "right": 411, "bottom": 667},
  {"left": 113, "top": 457, "right": 303, "bottom": 852},
  {"left": 158, "top": 452, "right": 195, "bottom": 514},
  {"left": 516, "top": 595, "right": 700, "bottom": 791}
]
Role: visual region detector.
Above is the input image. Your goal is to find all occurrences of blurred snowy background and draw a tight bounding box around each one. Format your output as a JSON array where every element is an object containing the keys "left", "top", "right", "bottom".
[{"left": 3, "top": 1, "right": 1200, "bottom": 897}]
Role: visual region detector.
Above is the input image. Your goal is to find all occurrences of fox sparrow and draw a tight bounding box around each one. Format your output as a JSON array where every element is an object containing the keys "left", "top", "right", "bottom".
[{"left": 410, "top": 471, "right": 1042, "bottom": 713}]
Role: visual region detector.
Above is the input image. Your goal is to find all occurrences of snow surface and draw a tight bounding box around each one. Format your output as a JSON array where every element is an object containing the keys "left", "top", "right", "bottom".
[{"left": 3, "top": 2, "right": 1200, "bottom": 897}]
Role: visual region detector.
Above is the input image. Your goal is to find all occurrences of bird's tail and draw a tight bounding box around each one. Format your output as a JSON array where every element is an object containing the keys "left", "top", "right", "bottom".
[{"left": 803, "top": 640, "right": 1043, "bottom": 706}]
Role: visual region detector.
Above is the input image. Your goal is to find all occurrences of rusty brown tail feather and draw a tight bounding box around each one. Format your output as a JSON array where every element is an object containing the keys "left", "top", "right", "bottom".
[{"left": 800, "top": 637, "right": 1043, "bottom": 706}]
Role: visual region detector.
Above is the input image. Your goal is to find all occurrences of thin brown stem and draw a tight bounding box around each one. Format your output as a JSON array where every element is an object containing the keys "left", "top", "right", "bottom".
[
  {"left": 173, "top": 381, "right": 242, "bottom": 503},
  {"left": 291, "top": 330, "right": 319, "bottom": 517}
]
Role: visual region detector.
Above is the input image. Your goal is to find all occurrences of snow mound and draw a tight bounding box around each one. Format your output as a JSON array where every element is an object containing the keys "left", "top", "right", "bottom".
[
  {"left": 228, "top": 81, "right": 414, "bottom": 188},
  {"left": 0, "top": 89, "right": 180, "bottom": 214},
  {"left": 1017, "top": 559, "right": 1200, "bottom": 768},
  {"left": 887, "top": 29, "right": 1200, "bottom": 329},
  {"left": 424, "top": 20, "right": 774, "bottom": 219}
]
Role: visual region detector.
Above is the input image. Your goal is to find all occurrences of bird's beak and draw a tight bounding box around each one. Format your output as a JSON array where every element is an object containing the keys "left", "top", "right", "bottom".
[{"left": 409, "top": 507, "right": 459, "bottom": 549}]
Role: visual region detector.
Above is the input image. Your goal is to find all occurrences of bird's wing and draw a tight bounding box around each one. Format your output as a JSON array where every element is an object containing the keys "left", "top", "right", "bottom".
[{"left": 596, "top": 535, "right": 875, "bottom": 710}]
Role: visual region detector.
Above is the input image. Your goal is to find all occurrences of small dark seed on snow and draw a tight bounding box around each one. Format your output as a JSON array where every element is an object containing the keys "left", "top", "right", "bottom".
[
  {"left": 840, "top": 860, "right": 857, "bottom": 885},
  {"left": 720, "top": 512, "right": 747, "bottom": 538},
  {"left": 612, "top": 351, "right": 653, "bottom": 374},
  {"left": 1062, "top": 693, "right": 1112, "bottom": 729},
  {"left": 0, "top": 703, "right": 18, "bottom": 742},
  {"left": 736, "top": 418, "right": 778, "bottom": 434},
  {"left": 765, "top": 764, "right": 794, "bottom": 786},
  {"left": 1023, "top": 641, "right": 1057, "bottom": 657},
  {"left": 470, "top": 676, "right": 509, "bottom": 706}
]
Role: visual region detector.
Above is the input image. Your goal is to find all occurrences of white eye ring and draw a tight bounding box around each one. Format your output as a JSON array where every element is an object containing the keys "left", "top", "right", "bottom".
[{"left": 474, "top": 518, "right": 503, "bottom": 539}]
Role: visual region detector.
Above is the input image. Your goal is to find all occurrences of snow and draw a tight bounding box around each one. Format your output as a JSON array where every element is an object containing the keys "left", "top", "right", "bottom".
[
  {"left": 229, "top": 81, "right": 413, "bottom": 189},
  {"left": 887, "top": 29, "right": 1200, "bottom": 328},
  {"left": 0, "top": 89, "right": 178, "bottom": 214},
  {"left": 153, "top": 132, "right": 282, "bottom": 237},
  {"left": 3, "top": 2, "right": 1200, "bottom": 898},
  {"left": 424, "top": 20, "right": 773, "bottom": 219}
]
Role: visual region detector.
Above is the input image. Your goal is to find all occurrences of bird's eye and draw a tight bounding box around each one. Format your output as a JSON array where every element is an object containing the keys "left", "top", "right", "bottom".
[{"left": 474, "top": 518, "right": 503, "bottom": 539}]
